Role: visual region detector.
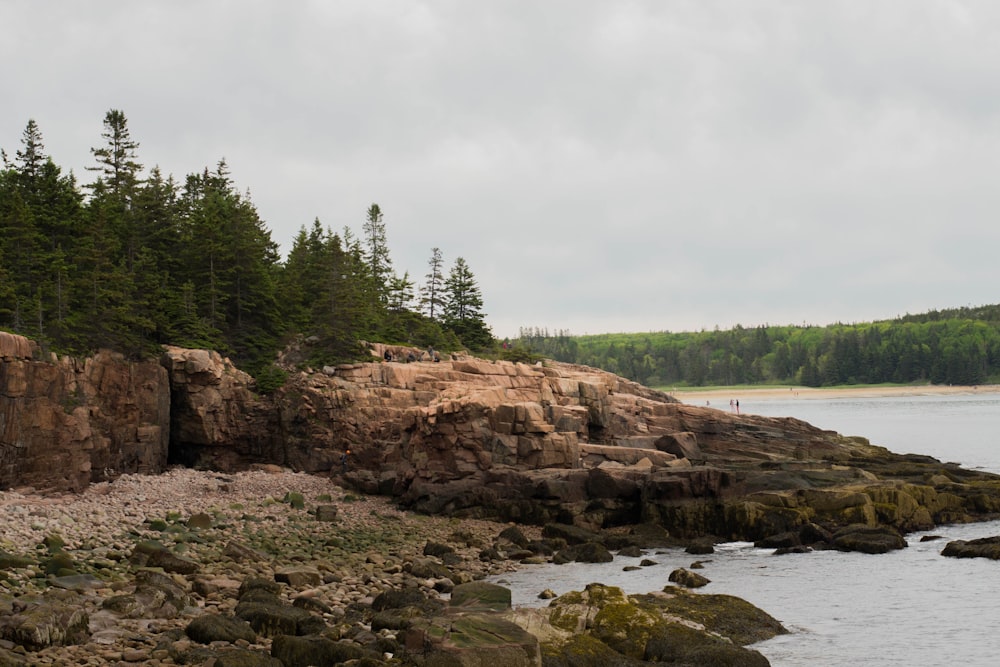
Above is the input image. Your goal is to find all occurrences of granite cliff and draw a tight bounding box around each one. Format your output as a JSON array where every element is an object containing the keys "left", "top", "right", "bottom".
[
  {"left": 4, "top": 331, "right": 1000, "bottom": 548},
  {"left": 0, "top": 332, "right": 168, "bottom": 492}
]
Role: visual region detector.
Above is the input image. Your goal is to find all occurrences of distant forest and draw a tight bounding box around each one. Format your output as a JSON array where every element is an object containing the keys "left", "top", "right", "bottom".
[
  {"left": 516, "top": 304, "right": 1000, "bottom": 388},
  {"left": 0, "top": 111, "right": 493, "bottom": 386}
]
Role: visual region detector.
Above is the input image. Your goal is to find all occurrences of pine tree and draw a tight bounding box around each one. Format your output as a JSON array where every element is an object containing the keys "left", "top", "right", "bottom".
[
  {"left": 87, "top": 109, "right": 145, "bottom": 275},
  {"left": 88, "top": 109, "right": 143, "bottom": 198},
  {"left": 361, "top": 203, "right": 393, "bottom": 306},
  {"left": 419, "top": 247, "right": 445, "bottom": 320},
  {"left": 14, "top": 119, "right": 46, "bottom": 184},
  {"left": 442, "top": 257, "right": 493, "bottom": 350}
]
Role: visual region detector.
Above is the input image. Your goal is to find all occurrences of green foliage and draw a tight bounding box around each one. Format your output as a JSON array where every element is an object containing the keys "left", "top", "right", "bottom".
[
  {"left": 0, "top": 112, "right": 497, "bottom": 369},
  {"left": 517, "top": 311, "right": 1000, "bottom": 388},
  {"left": 248, "top": 364, "right": 288, "bottom": 395},
  {"left": 443, "top": 256, "right": 493, "bottom": 351}
]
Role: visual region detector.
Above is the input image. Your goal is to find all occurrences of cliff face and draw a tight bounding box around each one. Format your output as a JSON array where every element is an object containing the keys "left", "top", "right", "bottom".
[
  {"left": 5, "top": 336, "right": 1000, "bottom": 544},
  {"left": 0, "top": 332, "right": 169, "bottom": 492}
]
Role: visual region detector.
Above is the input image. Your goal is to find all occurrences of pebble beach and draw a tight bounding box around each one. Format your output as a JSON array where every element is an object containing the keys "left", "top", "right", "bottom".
[{"left": 0, "top": 467, "right": 533, "bottom": 665}]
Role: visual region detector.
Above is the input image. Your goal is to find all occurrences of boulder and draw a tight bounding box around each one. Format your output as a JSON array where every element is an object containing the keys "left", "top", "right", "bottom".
[
  {"left": 450, "top": 582, "right": 512, "bottom": 611},
  {"left": 941, "top": 535, "right": 1000, "bottom": 560},
  {"left": 668, "top": 568, "right": 711, "bottom": 589},
  {"left": 831, "top": 524, "right": 907, "bottom": 554},
  {"left": 185, "top": 614, "right": 257, "bottom": 644},
  {"left": 0, "top": 593, "right": 90, "bottom": 650}
]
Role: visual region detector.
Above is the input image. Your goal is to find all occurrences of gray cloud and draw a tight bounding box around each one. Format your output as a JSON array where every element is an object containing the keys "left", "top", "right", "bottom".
[{"left": 4, "top": 1, "right": 999, "bottom": 338}]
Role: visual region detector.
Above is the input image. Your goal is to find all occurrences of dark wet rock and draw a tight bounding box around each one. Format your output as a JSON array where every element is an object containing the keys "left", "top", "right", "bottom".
[
  {"left": 542, "top": 523, "right": 602, "bottom": 546},
  {"left": 553, "top": 542, "right": 613, "bottom": 564},
  {"left": 685, "top": 542, "right": 714, "bottom": 555},
  {"left": 371, "top": 588, "right": 430, "bottom": 612},
  {"left": 224, "top": 539, "right": 271, "bottom": 563},
  {"left": 292, "top": 594, "right": 334, "bottom": 615},
  {"left": 668, "top": 568, "right": 710, "bottom": 589},
  {"left": 942, "top": 535, "right": 1000, "bottom": 560},
  {"left": 0, "top": 592, "right": 90, "bottom": 650},
  {"left": 271, "top": 634, "right": 367, "bottom": 667},
  {"left": 314, "top": 504, "right": 338, "bottom": 522},
  {"left": 128, "top": 540, "right": 200, "bottom": 574},
  {"left": 40, "top": 552, "right": 77, "bottom": 576},
  {"left": 617, "top": 546, "right": 643, "bottom": 558},
  {"left": 185, "top": 614, "right": 257, "bottom": 644},
  {"left": 0, "top": 550, "right": 33, "bottom": 571},
  {"left": 832, "top": 524, "right": 907, "bottom": 554},
  {"left": 498, "top": 525, "right": 530, "bottom": 548},
  {"left": 423, "top": 540, "right": 457, "bottom": 558},
  {"left": 235, "top": 600, "right": 325, "bottom": 638},
  {"left": 405, "top": 557, "right": 453, "bottom": 580},
  {"left": 639, "top": 558, "right": 657, "bottom": 567},
  {"left": 174, "top": 646, "right": 282, "bottom": 666},
  {"left": 774, "top": 545, "right": 813, "bottom": 555},
  {"left": 103, "top": 569, "right": 192, "bottom": 620},
  {"left": 238, "top": 577, "right": 281, "bottom": 599},
  {"left": 234, "top": 579, "right": 325, "bottom": 638},
  {"left": 406, "top": 613, "right": 541, "bottom": 667},
  {"left": 755, "top": 531, "right": 801, "bottom": 549},
  {"left": 0, "top": 646, "right": 27, "bottom": 666},
  {"left": 186, "top": 512, "right": 213, "bottom": 529},
  {"left": 799, "top": 521, "right": 834, "bottom": 545}
]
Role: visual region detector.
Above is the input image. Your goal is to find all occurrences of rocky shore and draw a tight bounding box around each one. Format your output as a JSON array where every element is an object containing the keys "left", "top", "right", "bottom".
[
  {"left": 0, "top": 467, "right": 782, "bottom": 666},
  {"left": 7, "top": 331, "right": 1000, "bottom": 664}
]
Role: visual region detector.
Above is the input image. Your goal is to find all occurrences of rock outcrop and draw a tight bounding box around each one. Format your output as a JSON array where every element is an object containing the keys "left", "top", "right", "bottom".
[
  {"left": 0, "top": 332, "right": 169, "bottom": 492},
  {"left": 5, "top": 334, "right": 1000, "bottom": 548}
]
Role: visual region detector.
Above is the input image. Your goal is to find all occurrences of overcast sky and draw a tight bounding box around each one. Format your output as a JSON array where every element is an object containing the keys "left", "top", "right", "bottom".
[{"left": 4, "top": 1, "right": 1000, "bottom": 339}]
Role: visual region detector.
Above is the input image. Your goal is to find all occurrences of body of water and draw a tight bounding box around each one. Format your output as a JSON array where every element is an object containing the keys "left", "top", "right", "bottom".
[{"left": 490, "top": 392, "right": 1000, "bottom": 666}]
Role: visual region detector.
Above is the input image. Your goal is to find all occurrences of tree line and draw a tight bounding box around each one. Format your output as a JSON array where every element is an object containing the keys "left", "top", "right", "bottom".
[
  {"left": 516, "top": 307, "right": 1000, "bottom": 388},
  {"left": 0, "top": 112, "right": 493, "bottom": 386}
]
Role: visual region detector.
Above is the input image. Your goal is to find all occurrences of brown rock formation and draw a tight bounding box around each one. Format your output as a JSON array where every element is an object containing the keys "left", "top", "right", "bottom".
[
  {"left": 0, "top": 332, "right": 169, "bottom": 492},
  {"left": 6, "top": 335, "right": 1000, "bottom": 547}
]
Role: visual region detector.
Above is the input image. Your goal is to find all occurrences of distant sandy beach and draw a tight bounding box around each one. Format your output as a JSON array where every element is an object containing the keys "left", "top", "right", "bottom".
[{"left": 666, "top": 384, "right": 1000, "bottom": 404}]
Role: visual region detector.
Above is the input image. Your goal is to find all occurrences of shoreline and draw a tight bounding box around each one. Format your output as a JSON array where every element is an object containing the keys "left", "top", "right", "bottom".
[{"left": 665, "top": 383, "right": 1000, "bottom": 404}]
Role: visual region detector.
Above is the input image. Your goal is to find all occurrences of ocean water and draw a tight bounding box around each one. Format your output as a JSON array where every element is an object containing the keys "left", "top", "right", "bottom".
[{"left": 490, "top": 393, "right": 1000, "bottom": 666}]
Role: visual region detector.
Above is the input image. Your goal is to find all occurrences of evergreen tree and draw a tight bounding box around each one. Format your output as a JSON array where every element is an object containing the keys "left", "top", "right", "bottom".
[
  {"left": 14, "top": 119, "right": 46, "bottom": 184},
  {"left": 442, "top": 257, "right": 492, "bottom": 349},
  {"left": 87, "top": 109, "right": 145, "bottom": 276},
  {"left": 419, "top": 247, "right": 445, "bottom": 320},
  {"left": 88, "top": 109, "right": 143, "bottom": 198},
  {"left": 362, "top": 203, "right": 393, "bottom": 306},
  {"left": 387, "top": 271, "right": 416, "bottom": 312}
]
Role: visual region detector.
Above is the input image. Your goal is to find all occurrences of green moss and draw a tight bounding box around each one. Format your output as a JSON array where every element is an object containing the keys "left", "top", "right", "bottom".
[
  {"left": 642, "top": 589, "right": 787, "bottom": 646},
  {"left": 541, "top": 634, "right": 623, "bottom": 667},
  {"left": 592, "top": 602, "right": 662, "bottom": 658},
  {"left": 282, "top": 492, "right": 306, "bottom": 509},
  {"left": 147, "top": 518, "right": 168, "bottom": 532},
  {"left": 548, "top": 606, "right": 583, "bottom": 633}
]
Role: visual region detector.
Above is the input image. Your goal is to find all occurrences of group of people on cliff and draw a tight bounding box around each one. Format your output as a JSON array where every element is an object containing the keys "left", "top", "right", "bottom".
[{"left": 382, "top": 346, "right": 441, "bottom": 363}]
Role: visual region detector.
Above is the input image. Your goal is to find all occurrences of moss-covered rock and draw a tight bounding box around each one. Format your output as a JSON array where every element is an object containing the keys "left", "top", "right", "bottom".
[{"left": 513, "top": 582, "right": 785, "bottom": 667}]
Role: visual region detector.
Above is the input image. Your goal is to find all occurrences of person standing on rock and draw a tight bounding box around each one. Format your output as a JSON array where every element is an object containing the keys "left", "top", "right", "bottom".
[{"left": 341, "top": 449, "right": 351, "bottom": 474}]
